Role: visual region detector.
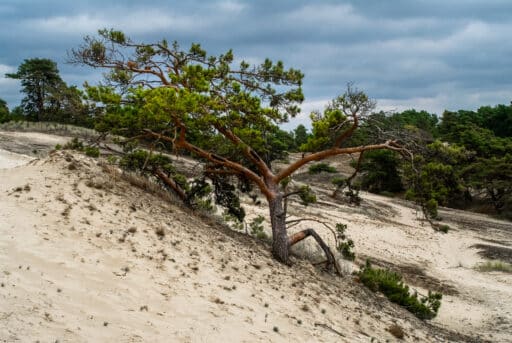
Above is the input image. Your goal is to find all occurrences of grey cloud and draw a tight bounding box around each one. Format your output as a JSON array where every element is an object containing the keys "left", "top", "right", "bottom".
[{"left": 1, "top": 0, "right": 511, "bottom": 123}]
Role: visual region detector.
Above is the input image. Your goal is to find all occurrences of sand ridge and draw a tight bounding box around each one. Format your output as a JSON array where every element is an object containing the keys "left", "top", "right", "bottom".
[{"left": 0, "top": 132, "right": 510, "bottom": 342}]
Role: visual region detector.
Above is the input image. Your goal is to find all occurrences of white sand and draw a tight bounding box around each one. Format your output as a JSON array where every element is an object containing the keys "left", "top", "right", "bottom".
[
  {"left": 0, "top": 148, "right": 34, "bottom": 169},
  {"left": 0, "top": 145, "right": 510, "bottom": 342}
]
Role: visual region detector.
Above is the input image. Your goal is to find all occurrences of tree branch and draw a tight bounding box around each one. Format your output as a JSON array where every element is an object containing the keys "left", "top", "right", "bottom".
[
  {"left": 275, "top": 140, "right": 404, "bottom": 183},
  {"left": 334, "top": 113, "right": 358, "bottom": 147},
  {"left": 288, "top": 228, "right": 341, "bottom": 275},
  {"left": 213, "top": 123, "right": 272, "bottom": 178},
  {"left": 142, "top": 128, "right": 273, "bottom": 199}
]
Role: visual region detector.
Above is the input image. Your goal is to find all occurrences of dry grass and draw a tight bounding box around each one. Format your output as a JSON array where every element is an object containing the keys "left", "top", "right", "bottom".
[
  {"left": 0, "top": 121, "right": 100, "bottom": 140},
  {"left": 475, "top": 260, "right": 512, "bottom": 273}
]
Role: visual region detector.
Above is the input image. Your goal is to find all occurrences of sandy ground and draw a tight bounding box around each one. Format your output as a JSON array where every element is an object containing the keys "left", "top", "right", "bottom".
[
  {"left": 1, "top": 132, "right": 510, "bottom": 342},
  {"left": 0, "top": 149, "right": 34, "bottom": 169}
]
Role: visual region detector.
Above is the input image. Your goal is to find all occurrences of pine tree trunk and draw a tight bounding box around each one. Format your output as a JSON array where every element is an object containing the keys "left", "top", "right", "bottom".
[{"left": 268, "top": 188, "right": 290, "bottom": 264}]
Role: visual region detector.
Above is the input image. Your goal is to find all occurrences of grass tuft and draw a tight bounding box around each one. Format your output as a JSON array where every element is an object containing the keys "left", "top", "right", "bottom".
[{"left": 475, "top": 260, "right": 512, "bottom": 273}]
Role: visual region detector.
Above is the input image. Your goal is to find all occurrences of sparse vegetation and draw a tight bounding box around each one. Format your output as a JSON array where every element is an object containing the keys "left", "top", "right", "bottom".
[
  {"left": 475, "top": 260, "right": 512, "bottom": 273},
  {"left": 437, "top": 224, "right": 450, "bottom": 233},
  {"left": 335, "top": 223, "right": 355, "bottom": 261},
  {"left": 358, "top": 261, "right": 442, "bottom": 320},
  {"left": 84, "top": 146, "right": 100, "bottom": 158},
  {"left": 308, "top": 162, "right": 337, "bottom": 174},
  {"left": 249, "top": 215, "right": 268, "bottom": 240}
]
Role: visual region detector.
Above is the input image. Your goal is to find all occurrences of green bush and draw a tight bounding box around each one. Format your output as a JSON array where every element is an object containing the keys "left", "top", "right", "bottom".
[
  {"left": 425, "top": 198, "right": 439, "bottom": 219},
  {"left": 249, "top": 215, "right": 268, "bottom": 240},
  {"left": 358, "top": 261, "right": 442, "bottom": 320},
  {"left": 63, "top": 137, "right": 84, "bottom": 150},
  {"left": 308, "top": 163, "right": 337, "bottom": 174},
  {"left": 437, "top": 224, "right": 450, "bottom": 233},
  {"left": 335, "top": 223, "right": 355, "bottom": 260},
  {"left": 84, "top": 146, "right": 100, "bottom": 158}
]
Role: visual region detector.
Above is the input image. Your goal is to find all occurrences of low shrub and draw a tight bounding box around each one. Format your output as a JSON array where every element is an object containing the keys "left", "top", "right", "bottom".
[
  {"left": 249, "top": 215, "right": 268, "bottom": 240},
  {"left": 308, "top": 163, "right": 337, "bottom": 174},
  {"left": 476, "top": 260, "right": 512, "bottom": 273},
  {"left": 63, "top": 137, "right": 84, "bottom": 150},
  {"left": 84, "top": 146, "right": 100, "bottom": 158},
  {"left": 437, "top": 224, "right": 450, "bottom": 233},
  {"left": 358, "top": 261, "right": 442, "bottom": 320},
  {"left": 335, "top": 223, "right": 355, "bottom": 260}
]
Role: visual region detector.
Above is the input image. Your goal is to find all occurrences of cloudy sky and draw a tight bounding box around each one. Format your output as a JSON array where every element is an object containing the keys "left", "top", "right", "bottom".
[{"left": 1, "top": 0, "right": 511, "bottom": 128}]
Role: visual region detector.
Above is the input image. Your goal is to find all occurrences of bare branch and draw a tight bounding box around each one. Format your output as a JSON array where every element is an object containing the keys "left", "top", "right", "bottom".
[{"left": 275, "top": 140, "right": 405, "bottom": 183}]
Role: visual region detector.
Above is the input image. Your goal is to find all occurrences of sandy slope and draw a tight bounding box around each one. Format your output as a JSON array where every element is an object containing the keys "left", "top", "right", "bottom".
[
  {"left": 1, "top": 133, "right": 511, "bottom": 342},
  {"left": 1, "top": 150, "right": 478, "bottom": 343},
  {"left": 0, "top": 149, "right": 34, "bottom": 169}
]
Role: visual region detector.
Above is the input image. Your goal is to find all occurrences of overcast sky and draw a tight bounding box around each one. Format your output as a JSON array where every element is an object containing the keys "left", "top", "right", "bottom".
[{"left": 1, "top": 0, "right": 511, "bottom": 128}]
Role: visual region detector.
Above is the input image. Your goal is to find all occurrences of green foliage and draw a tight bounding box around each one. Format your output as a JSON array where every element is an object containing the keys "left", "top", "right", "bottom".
[
  {"left": 462, "top": 155, "right": 512, "bottom": 217},
  {"left": 249, "top": 215, "right": 268, "bottom": 240},
  {"left": 212, "top": 175, "right": 245, "bottom": 222},
  {"left": 308, "top": 162, "right": 337, "bottom": 174},
  {"left": 358, "top": 261, "right": 442, "bottom": 320},
  {"left": 358, "top": 150, "right": 403, "bottom": 194},
  {"left": 331, "top": 177, "right": 362, "bottom": 205},
  {"left": 63, "top": 137, "right": 84, "bottom": 150},
  {"left": 0, "top": 98, "right": 9, "bottom": 123},
  {"left": 120, "top": 149, "right": 214, "bottom": 210},
  {"left": 437, "top": 224, "right": 450, "bottom": 233},
  {"left": 440, "top": 105, "right": 512, "bottom": 139},
  {"left": 84, "top": 146, "right": 100, "bottom": 158},
  {"left": 6, "top": 59, "right": 91, "bottom": 126},
  {"left": 6, "top": 58, "right": 63, "bottom": 121},
  {"left": 335, "top": 223, "right": 355, "bottom": 260},
  {"left": 293, "top": 124, "right": 309, "bottom": 150},
  {"left": 61, "top": 137, "right": 100, "bottom": 158},
  {"left": 297, "top": 185, "right": 317, "bottom": 205},
  {"left": 424, "top": 198, "right": 439, "bottom": 220},
  {"left": 120, "top": 149, "right": 174, "bottom": 174},
  {"left": 403, "top": 141, "right": 471, "bottom": 221},
  {"left": 301, "top": 86, "right": 375, "bottom": 152},
  {"left": 390, "top": 109, "right": 439, "bottom": 137}
]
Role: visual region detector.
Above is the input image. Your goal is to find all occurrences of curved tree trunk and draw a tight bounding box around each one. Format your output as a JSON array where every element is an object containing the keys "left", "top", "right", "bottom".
[
  {"left": 288, "top": 228, "right": 341, "bottom": 275},
  {"left": 268, "top": 188, "right": 290, "bottom": 264}
]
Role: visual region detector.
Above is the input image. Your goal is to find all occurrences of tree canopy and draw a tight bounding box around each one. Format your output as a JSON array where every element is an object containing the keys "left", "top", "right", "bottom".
[
  {"left": 72, "top": 29, "right": 405, "bottom": 270},
  {"left": 6, "top": 58, "right": 64, "bottom": 121},
  {"left": 0, "top": 98, "right": 9, "bottom": 123},
  {"left": 5, "top": 58, "right": 91, "bottom": 126}
]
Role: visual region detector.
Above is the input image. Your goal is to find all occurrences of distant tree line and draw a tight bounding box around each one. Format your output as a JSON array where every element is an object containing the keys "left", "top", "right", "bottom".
[{"left": 337, "top": 108, "right": 512, "bottom": 220}]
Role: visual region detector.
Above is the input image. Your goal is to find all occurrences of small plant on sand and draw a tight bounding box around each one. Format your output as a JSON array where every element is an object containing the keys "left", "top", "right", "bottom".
[
  {"left": 63, "top": 137, "right": 84, "bottom": 150},
  {"left": 437, "top": 224, "right": 450, "bottom": 233},
  {"left": 308, "top": 162, "right": 337, "bottom": 174},
  {"left": 335, "top": 223, "right": 355, "bottom": 261},
  {"left": 358, "top": 260, "right": 442, "bottom": 320},
  {"left": 249, "top": 215, "right": 268, "bottom": 240},
  {"left": 475, "top": 260, "right": 512, "bottom": 273},
  {"left": 84, "top": 146, "right": 100, "bottom": 158},
  {"left": 62, "top": 137, "right": 100, "bottom": 158},
  {"left": 331, "top": 177, "right": 362, "bottom": 205}
]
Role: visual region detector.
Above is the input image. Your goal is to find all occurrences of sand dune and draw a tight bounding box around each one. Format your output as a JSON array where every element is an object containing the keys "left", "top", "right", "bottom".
[{"left": 1, "top": 133, "right": 511, "bottom": 342}]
